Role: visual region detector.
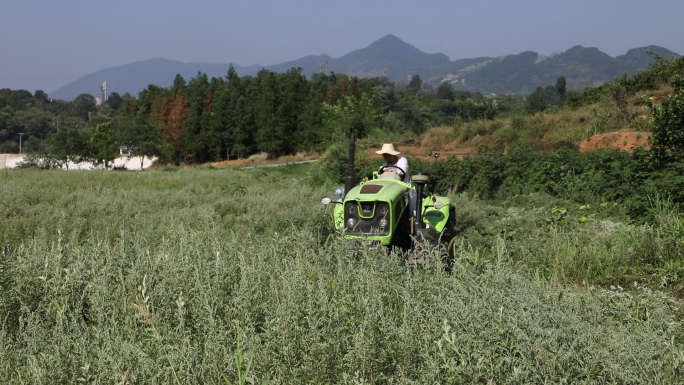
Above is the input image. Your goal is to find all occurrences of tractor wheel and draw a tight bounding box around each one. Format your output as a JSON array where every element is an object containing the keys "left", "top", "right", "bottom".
[
  {"left": 391, "top": 212, "right": 413, "bottom": 252},
  {"left": 442, "top": 207, "right": 458, "bottom": 272},
  {"left": 441, "top": 236, "right": 457, "bottom": 273},
  {"left": 406, "top": 248, "right": 426, "bottom": 268}
]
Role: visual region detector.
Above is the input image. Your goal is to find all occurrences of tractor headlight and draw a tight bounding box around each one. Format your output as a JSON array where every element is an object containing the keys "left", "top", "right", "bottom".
[
  {"left": 321, "top": 197, "right": 332, "bottom": 205},
  {"left": 345, "top": 203, "right": 356, "bottom": 215},
  {"left": 434, "top": 201, "right": 445, "bottom": 209},
  {"left": 379, "top": 205, "right": 388, "bottom": 215},
  {"left": 334, "top": 186, "right": 345, "bottom": 200},
  {"left": 379, "top": 219, "right": 388, "bottom": 228},
  {"left": 346, "top": 218, "right": 356, "bottom": 228}
]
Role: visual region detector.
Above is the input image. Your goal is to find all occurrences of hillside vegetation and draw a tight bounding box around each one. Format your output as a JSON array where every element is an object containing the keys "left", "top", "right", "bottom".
[{"left": 0, "top": 52, "right": 680, "bottom": 165}]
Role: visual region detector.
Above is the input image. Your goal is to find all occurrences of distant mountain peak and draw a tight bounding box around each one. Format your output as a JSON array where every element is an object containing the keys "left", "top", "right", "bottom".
[
  {"left": 366, "top": 34, "right": 421, "bottom": 52},
  {"left": 338, "top": 34, "right": 426, "bottom": 65},
  {"left": 48, "top": 36, "right": 681, "bottom": 100},
  {"left": 375, "top": 34, "right": 403, "bottom": 43}
]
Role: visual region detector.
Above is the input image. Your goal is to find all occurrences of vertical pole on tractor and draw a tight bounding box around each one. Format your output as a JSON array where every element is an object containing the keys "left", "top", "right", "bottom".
[
  {"left": 344, "top": 128, "right": 356, "bottom": 195},
  {"left": 413, "top": 177, "right": 426, "bottom": 232}
]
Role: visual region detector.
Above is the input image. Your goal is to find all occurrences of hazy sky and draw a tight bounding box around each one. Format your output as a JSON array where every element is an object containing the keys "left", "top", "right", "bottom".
[{"left": 2, "top": 0, "right": 682, "bottom": 94}]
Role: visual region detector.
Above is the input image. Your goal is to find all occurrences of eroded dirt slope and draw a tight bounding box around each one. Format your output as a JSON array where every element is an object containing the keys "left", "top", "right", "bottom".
[
  {"left": 577, "top": 130, "right": 650, "bottom": 152},
  {"left": 205, "top": 129, "right": 651, "bottom": 168}
]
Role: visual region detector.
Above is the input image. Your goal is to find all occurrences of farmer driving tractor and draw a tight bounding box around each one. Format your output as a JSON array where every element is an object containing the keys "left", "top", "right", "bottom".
[
  {"left": 376, "top": 143, "right": 411, "bottom": 183},
  {"left": 321, "top": 138, "right": 456, "bottom": 269},
  {"left": 376, "top": 143, "right": 417, "bottom": 222}
]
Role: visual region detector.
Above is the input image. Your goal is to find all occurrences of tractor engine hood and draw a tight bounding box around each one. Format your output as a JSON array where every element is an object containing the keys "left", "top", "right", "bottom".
[
  {"left": 338, "top": 180, "right": 409, "bottom": 242},
  {"left": 344, "top": 180, "right": 408, "bottom": 202}
]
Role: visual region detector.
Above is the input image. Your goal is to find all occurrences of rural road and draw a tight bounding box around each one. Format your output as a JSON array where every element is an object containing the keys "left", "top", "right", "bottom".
[
  {"left": 239, "top": 159, "right": 317, "bottom": 169},
  {"left": 0, "top": 154, "right": 156, "bottom": 170}
]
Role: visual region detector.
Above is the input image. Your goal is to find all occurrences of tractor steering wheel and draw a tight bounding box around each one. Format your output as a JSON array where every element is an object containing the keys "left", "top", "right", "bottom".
[{"left": 378, "top": 165, "right": 406, "bottom": 180}]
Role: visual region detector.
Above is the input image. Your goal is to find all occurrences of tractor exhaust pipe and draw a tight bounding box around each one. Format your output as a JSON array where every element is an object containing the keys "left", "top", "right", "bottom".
[
  {"left": 344, "top": 129, "right": 356, "bottom": 195},
  {"left": 412, "top": 154, "right": 439, "bottom": 232},
  {"left": 411, "top": 172, "right": 430, "bottom": 231}
]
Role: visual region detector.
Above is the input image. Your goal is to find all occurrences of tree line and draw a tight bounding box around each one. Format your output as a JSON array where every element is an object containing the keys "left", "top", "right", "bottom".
[
  {"left": 1, "top": 66, "right": 508, "bottom": 167},
  {"left": 2, "top": 53, "right": 680, "bottom": 169}
]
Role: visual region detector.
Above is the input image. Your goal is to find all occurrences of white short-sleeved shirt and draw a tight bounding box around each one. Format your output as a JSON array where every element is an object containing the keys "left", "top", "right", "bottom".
[{"left": 380, "top": 156, "right": 410, "bottom": 183}]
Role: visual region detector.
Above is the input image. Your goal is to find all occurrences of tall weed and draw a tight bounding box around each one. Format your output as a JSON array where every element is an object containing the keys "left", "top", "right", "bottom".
[{"left": 0, "top": 168, "right": 681, "bottom": 384}]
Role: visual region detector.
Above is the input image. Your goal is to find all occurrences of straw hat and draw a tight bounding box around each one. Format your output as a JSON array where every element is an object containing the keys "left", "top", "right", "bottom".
[{"left": 375, "top": 143, "right": 400, "bottom": 155}]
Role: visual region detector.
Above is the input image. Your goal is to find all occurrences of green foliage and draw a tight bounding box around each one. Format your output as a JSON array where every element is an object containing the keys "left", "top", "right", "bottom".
[
  {"left": 43, "top": 117, "right": 90, "bottom": 169},
  {"left": 14, "top": 153, "right": 62, "bottom": 169},
  {"left": 467, "top": 146, "right": 507, "bottom": 199},
  {"left": 322, "top": 93, "right": 385, "bottom": 144},
  {"left": 463, "top": 97, "right": 498, "bottom": 121},
  {"left": 0, "top": 88, "right": 35, "bottom": 110},
  {"left": 70, "top": 93, "right": 98, "bottom": 121},
  {"left": 117, "top": 98, "right": 163, "bottom": 165},
  {"left": 88, "top": 122, "right": 119, "bottom": 168},
  {"left": 555, "top": 76, "right": 567, "bottom": 104},
  {"left": 388, "top": 144, "right": 684, "bottom": 227},
  {"left": 309, "top": 142, "right": 373, "bottom": 186},
  {"left": 651, "top": 74, "right": 684, "bottom": 165},
  {"left": 526, "top": 87, "right": 548, "bottom": 114},
  {"left": 624, "top": 164, "right": 684, "bottom": 223},
  {"left": 562, "top": 55, "right": 684, "bottom": 111},
  {"left": 104, "top": 92, "right": 123, "bottom": 111}
]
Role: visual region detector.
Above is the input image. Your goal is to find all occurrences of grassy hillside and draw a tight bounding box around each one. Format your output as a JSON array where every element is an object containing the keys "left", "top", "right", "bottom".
[
  {"left": 412, "top": 86, "right": 662, "bottom": 156},
  {"left": 1, "top": 166, "right": 682, "bottom": 383}
]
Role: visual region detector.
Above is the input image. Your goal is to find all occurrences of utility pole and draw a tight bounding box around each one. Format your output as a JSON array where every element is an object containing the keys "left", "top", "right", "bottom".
[
  {"left": 18, "top": 133, "right": 24, "bottom": 154},
  {"left": 319, "top": 61, "right": 329, "bottom": 75}
]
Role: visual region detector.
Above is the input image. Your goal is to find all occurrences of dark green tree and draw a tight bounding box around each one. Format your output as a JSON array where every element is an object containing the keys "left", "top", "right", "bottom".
[
  {"left": 651, "top": 75, "right": 684, "bottom": 165},
  {"left": 322, "top": 93, "right": 384, "bottom": 142},
  {"left": 44, "top": 117, "right": 89, "bottom": 169},
  {"left": 276, "top": 68, "right": 310, "bottom": 153},
  {"left": 0, "top": 107, "right": 19, "bottom": 152},
  {"left": 254, "top": 69, "right": 285, "bottom": 157},
  {"left": 88, "top": 122, "right": 119, "bottom": 168},
  {"left": 407, "top": 74, "right": 422, "bottom": 96},
  {"left": 231, "top": 76, "right": 256, "bottom": 158},
  {"left": 105, "top": 92, "right": 123, "bottom": 111},
  {"left": 33, "top": 90, "right": 49, "bottom": 104},
  {"left": 202, "top": 76, "right": 227, "bottom": 160},
  {"left": 555, "top": 76, "right": 567, "bottom": 105},
  {"left": 14, "top": 107, "right": 54, "bottom": 150},
  {"left": 183, "top": 72, "right": 211, "bottom": 161},
  {"left": 211, "top": 66, "right": 243, "bottom": 159},
  {"left": 296, "top": 73, "right": 329, "bottom": 151},
  {"left": 526, "top": 87, "right": 547, "bottom": 114},
  {"left": 71, "top": 93, "right": 98, "bottom": 122},
  {"left": 172, "top": 74, "right": 187, "bottom": 93},
  {"left": 116, "top": 98, "right": 163, "bottom": 169},
  {"left": 0, "top": 89, "right": 33, "bottom": 110},
  {"left": 436, "top": 83, "right": 454, "bottom": 100}
]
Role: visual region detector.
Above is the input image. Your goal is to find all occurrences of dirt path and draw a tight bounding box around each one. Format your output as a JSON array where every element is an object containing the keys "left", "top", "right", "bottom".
[
  {"left": 0, "top": 154, "right": 157, "bottom": 170},
  {"left": 239, "top": 159, "right": 317, "bottom": 169}
]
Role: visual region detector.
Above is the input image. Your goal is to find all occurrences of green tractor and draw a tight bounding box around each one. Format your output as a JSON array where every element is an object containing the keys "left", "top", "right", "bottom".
[{"left": 321, "top": 131, "right": 457, "bottom": 268}]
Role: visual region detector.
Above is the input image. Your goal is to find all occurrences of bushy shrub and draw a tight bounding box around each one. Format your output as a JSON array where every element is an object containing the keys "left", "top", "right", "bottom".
[
  {"left": 492, "top": 126, "right": 519, "bottom": 147},
  {"left": 14, "top": 154, "right": 62, "bottom": 169},
  {"left": 308, "top": 143, "right": 374, "bottom": 186},
  {"left": 413, "top": 145, "right": 684, "bottom": 224}
]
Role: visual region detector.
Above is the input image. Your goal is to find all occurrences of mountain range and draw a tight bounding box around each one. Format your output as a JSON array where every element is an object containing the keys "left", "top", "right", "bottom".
[{"left": 50, "top": 34, "right": 680, "bottom": 101}]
